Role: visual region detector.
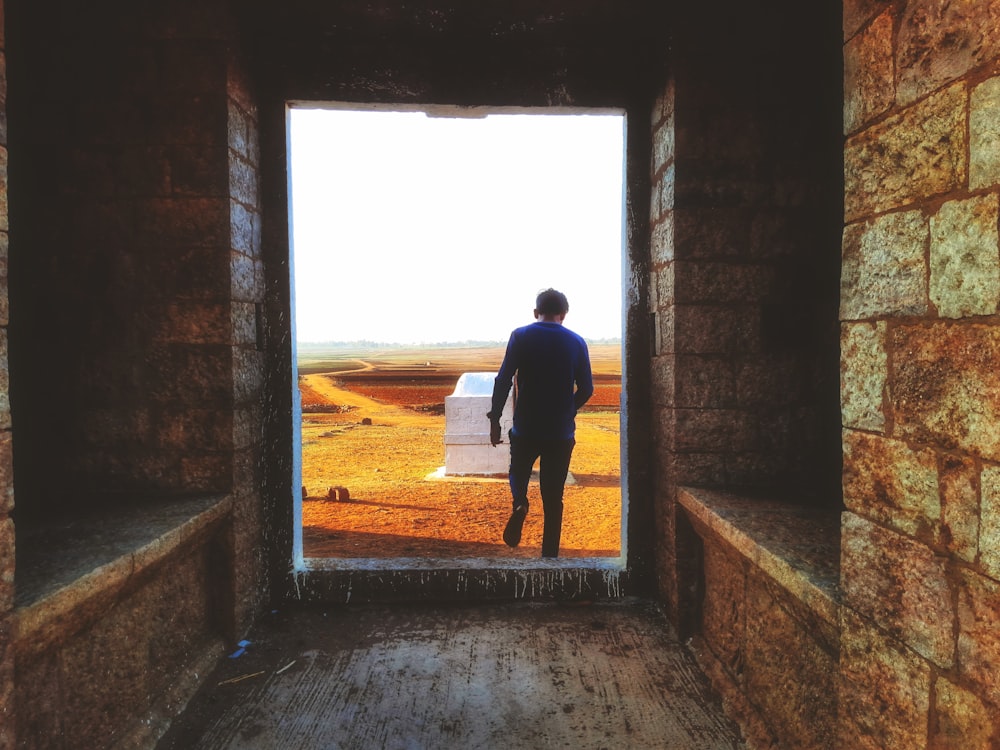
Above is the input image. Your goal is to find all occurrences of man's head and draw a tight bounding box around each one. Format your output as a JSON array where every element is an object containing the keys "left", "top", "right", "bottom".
[{"left": 534, "top": 288, "right": 569, "bottom": 322}]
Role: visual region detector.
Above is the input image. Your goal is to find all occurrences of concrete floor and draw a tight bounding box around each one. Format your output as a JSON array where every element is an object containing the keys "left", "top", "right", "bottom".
[{"left": 158, "top": 599, "right": 745, "bottom": 750}]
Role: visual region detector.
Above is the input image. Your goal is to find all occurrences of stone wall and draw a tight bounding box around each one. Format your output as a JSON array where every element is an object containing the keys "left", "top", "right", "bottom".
[
  {"left": 0, "top": 1, "right": 269, "bottom": 746},
  {"left": 0, "top": 2, "right": 11, "bottom": 746},
  {"left": 7, "top": 0, "right": 237, "bottom": 509},
  {"left": 840, "top": 0, "right": 1000, "bottom": 746},
  {"left": 649, "top": 1, "right": 843, "bottom": 622}
]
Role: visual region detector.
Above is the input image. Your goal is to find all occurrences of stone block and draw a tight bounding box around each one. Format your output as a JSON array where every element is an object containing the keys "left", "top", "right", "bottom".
[
  {"left": 0, "top": 517, "right": 10, "bottom": 613},
  {"left": 230, "top": 248, "right": 262, "bottom": 301},
  {"left": 841, "top": 321, "right": 887, "bottom": 431},
  {"left": 735, "top": 356, "right": 802, "bottom": 408},
  {"left": 0, "top": 432, "right": 11, "bottom": 514},
  {"left": 700, "top": 541, "right": 746, "bottom": 683},
  {"left": 443, "top": 373, "right": 512, "bottom": 476},
  {"left": 891, "top": 323, "right": 1000, "bottom": 462},
  {"left": 674, "top": 408, "right": 755, "bottom": 453},
  {"left": 154, "top": 301, "right": 229, "bottom": 345},
  {"left": 745, "top": 577, "right": 836, "bottom": 750},
  {"left": 840, "top": 211, "right": 928, "bottom": 319},
  {"left": 845, "top": 84, "right": 966, "bottom": 222},
  {"left": 135, "top": 197, "right": 228, "bottom": 248},
  {"left": 654, "top": 262, "right": 675, "bottom": 309},
  {"left": 957, "top": 569, "right": 1000, "bottom": 706},
  {"left": 930, "top": 675, "right": 997, "bottom": 750},
  {"left": 929, "top": 195, "right": 1000, "bottom": 319},
  {"left": 60, "top": 599, "right": 150, "bottom": 749},
  {"left": 0, "top": 621, "right": 11, "bottom": 750},
  {"left": 180, "top": 452, "right": 230, "bottom": 492},
  {"left": 170, "top": 144, "right": 228, "bottom": 197},
  {"left": 675, "top": 260, "right": 774, "bottom": 305},
  {"left": 844, "top": 0, "right": 891, "bottom": 41},
  {"left": 897, "top": 0, "right": 1000, "bottom": 106},
  {"left": 650, "top": 212, "right": 673, "bottom": 267},
  {"left": 231, "top": 301, "right": 257, "bottom": 348},
  {"left": 228, "top": 152, "right": 258, "bottom": 209},
  {"left": 230, "top": 200, "right": 256, "bottom": 256},
  {"left": 971, "top": 76, "right": 1000, "bottom": 190},
  {"left": 674, "top": 208, "right": 750, "bottom": 260},
  {"left": 15, "top": 651, "right": 65, "bottom": 749},
  {"left": 156, "top": 408, "right": 231, "bottom": 453},
  {"left": 844, "top": 10, "right": 894, "bottom": 134},
  {"left": 674, "top": 355, "right": 735, "bottom": 408},
  {"left": 663, "top": 451, "right": 727, "bottom": 488},
  {"left": 838, "top": 607, "right": 932, "bottom": 750},
  {"left": 0, "top": 330, "right": 7, "bottom": 430},
  {"left": 842, "top": 432, "right": 940, "bottom": 541},
  {"left": 841, "top": 512, "right": 954, "bottom": 667},
  {"left": 939, "top": 455, "right": 980, "bottom": 564},
  {"left": 652, "top": 113, "right": 674, "bottom": 175},
  {"left": 981, "top": 465, "right": 1000, "bottom": 580},
  {"left": 674, "top": 304, "right": 760, "bottom": 355},
  {"left": 233, "top": 346, "right": 263, "bottom": 402}
]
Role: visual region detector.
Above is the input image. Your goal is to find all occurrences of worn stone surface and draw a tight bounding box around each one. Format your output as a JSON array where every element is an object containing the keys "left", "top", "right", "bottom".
[
  {"left": 891, "top": 323, "right": 1000, "bottom": 462},
  {"left": 844, "top": 10, "right": 894, "bottom": 134},
  {"left": 675, "top": 355, "right": 735, "bottom": 408},
  {"left": 930, "top": 675, "right": 998, "bottom": 750},
  {"left": 897, "top": 0, "right": 1000, "bottom": 106},
  {"left": 0, "top": 432, "right": 10, "bottom": 515},
  {"left": 700, "top": 541, "right": 746, "bottom": 684},
  {"left": 980, "top": 465, "right": 1000, "bottom": 580},
  {"left": 838, "top": 607, "right": 932, "bottom": 750},
  {"left": 843, "top": 0, "right": 890, "bottom": 41},
  {"left": 939, "top": 455, "right": 980, "bottom": 564},
  {"left": 970, "top": 76, "right": 1000, "bottom": 190},
  {"left": 841, "top": 210, "right": 928, "bottom": 319},
  {"left": 841, "top": 321, "right": 886, "bottom": 431},
  {"left": 841, "top": 512, "right": 953, "bottom": 667},
  {"left": 745, "top": 576, "right": 836, "bottom": 750},
  {"left": 957, "top": 569, "right": 1000, "bottom": 706},
  {"left": 844, "top": 84, "right": 966, "bottom": 221},
  {"left": 0, "top": 517, "right": 11, "bottom": 614},
  {"left": 929, "top": 195, "right": 1000, "bottom": 319},
  {"left": 673, "top": 304, "right": 760, "bottom": 355},
  {"left": 842, "top": 431, "right": 940, "bottom": 540}
]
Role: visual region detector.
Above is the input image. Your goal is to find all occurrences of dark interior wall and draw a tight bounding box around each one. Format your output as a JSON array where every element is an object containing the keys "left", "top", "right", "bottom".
[
  {"left": 651, "top": 1, "right": 844, "bottom": 618},
  {"left": 6, "top": 1, "right": 238, "bottom": 515}
]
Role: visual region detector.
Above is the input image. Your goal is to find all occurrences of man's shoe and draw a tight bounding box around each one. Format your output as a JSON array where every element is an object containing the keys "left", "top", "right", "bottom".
[{"left": 503, "top": 505, "right": 528, "bottom": 547}]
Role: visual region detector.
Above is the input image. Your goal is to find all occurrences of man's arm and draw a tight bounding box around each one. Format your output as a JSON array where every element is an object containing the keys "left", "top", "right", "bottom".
[
  {"left": 488, "top": 332, "right": 518, "bottom": 445},
  {"left": 572, "top": 341, "right": 594, "bottom": 411}
]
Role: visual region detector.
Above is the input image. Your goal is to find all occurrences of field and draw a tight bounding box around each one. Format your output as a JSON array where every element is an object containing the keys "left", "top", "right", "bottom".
[{"left": 298, "top": 343, "right": 622, "bottom": 559}]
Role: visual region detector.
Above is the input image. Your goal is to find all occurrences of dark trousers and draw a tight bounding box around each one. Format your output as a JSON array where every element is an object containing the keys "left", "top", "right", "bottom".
[{"left": 508, "top": 432, "right": 576, "bottom": 557}]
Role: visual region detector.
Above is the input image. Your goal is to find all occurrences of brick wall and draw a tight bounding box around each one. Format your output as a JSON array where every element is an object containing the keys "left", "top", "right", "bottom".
[
  {"left": 839, "top": 0, "right": 1000, "bottom": 745},
  {"left": 650, "top": 1, "right": 843, "bottom": 620},
  {"left": 7, "top": 0, "right": 237, "bottom": 510}
]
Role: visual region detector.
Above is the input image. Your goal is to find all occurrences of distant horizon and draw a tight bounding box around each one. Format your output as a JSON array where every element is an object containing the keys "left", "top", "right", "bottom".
[{"left": 296, "top": 337, "right": 622, "bottom": 349}]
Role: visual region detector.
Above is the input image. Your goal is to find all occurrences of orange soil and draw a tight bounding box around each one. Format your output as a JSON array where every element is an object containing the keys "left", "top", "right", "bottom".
[{"left": 299, "top": 349, "right": 622, "bottom": 559}]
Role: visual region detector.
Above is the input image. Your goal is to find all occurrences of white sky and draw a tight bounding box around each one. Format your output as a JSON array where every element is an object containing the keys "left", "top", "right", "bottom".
[{"left": 288, "top": 106, "right": 625, "bottom": 345}]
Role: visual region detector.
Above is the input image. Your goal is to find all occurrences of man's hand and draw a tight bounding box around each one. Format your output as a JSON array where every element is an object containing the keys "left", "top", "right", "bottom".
[{"left": 489, "top": 419, "right": 503, "bottom": 446}]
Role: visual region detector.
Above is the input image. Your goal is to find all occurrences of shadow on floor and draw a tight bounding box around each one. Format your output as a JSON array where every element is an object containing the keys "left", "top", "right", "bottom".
[{"left": 158, "top": 599, "right": 745, "bottom": 749}]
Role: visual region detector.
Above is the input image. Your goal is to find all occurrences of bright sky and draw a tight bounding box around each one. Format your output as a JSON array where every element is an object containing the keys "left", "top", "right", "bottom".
[{"left": 288, "top": 106, "right": 625, "bottom": 345}]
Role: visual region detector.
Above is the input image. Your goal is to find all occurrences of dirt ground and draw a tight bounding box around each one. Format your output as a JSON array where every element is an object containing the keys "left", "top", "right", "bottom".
[{"left": 299, "top": 346, "right": 622, "bottom": 559}]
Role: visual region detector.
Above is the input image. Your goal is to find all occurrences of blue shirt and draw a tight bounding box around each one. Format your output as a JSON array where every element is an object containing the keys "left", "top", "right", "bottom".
[{"left": 490, "top": 321, "right": 594, "bottom": 440}]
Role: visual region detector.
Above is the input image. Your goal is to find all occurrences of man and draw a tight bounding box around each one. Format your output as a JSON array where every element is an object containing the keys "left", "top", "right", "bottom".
[{"left": 488, "top": 288, "right": 594, "bottom": 558}]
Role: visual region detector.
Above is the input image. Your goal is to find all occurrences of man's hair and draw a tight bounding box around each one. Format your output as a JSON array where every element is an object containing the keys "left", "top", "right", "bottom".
[{"left": 535, "top": 288, "right": 569, "bottom": 316}]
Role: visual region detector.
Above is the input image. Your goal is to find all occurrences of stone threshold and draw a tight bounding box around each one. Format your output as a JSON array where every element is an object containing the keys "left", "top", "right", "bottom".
[
  {"left": 14, "top": 495, "right": 232, "bottom": 653},
  {"left": 678, "top": 487, "right": 841, "bottom": 625},
  {"left": 291, "top": 556, "right": 630, "bottom": 604}
]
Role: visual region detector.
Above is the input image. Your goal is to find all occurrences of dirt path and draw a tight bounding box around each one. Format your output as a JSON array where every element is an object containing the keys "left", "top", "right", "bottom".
[{"left": 299, "top": 373, "right": 622, "bottom": 559}]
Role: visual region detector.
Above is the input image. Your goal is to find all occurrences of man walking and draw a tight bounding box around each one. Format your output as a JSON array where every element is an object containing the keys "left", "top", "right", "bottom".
[{"left": 488, "top": 288, "right": 594, "bottom": 558}]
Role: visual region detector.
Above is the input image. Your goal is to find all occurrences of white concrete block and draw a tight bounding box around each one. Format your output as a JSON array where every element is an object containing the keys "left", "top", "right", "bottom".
[{"left": 444, "top": 372, "right": 513, "bottom": 476}]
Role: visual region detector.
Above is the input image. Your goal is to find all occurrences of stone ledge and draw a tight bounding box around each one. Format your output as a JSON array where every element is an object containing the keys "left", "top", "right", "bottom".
[
  {"left": 14, "top": 495, "right": 232, "bottom": 655},
  {"left": 678, "top": 487, "right": 841, "bottom": 625}
]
